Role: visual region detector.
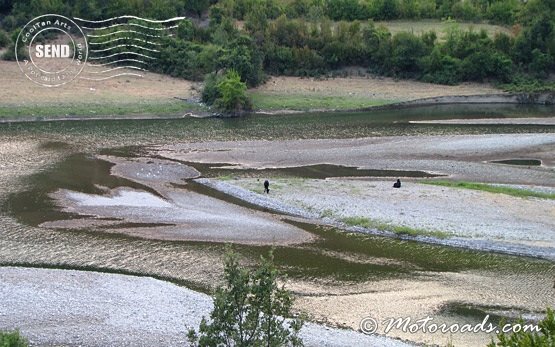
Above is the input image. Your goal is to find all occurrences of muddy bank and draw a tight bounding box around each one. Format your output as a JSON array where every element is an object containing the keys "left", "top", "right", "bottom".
[
  {"left": 42, "top": 156, "right": 314, "bottom": 245},
  {"left": 410, "top": 117, "right": 555, "bottom": 125},
  {"left": 0, "top": 267, "right": 412, "bottom": 347}
]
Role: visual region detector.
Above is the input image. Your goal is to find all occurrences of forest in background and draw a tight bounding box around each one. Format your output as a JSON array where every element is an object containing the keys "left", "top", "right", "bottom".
[{"left": 0, "top": 0, "right": 554, "bottom": 94}]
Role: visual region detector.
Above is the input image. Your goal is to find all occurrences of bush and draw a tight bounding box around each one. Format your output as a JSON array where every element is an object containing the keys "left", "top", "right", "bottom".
[
  {"left": 420, "top": 47, "right": 462, "bottom": 85},
  {"left": 488, "top": 308, "right": 555, "bottom": 347},
  {"left": 187, "top": 249, "right": 303, "bottom": 346},
  {"left": 202, "top": 70, "right": 252, "bottom": 114},
  {"left": 201, "top": 72, "right": 222, "bottom": 105},
  {"left": 1, "top": 43, "right": 27, "bottom": 61},
  {"left": 451, "top": 0, "right": 479, "bottom": 21},
  {"left": 0, "top": 30, "right": 9, "bottom": 49},
  {"left": 0, "top": 330, "right": 28, "bottom": 347},
  {"left": 487, "top": 1, "right": 516, "bottom": 25},
  {"left": 390, "top": 32, "right": 429, "bottom": 77}
]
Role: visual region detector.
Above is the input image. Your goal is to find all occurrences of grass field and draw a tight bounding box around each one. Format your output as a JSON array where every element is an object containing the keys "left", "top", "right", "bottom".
[
  {"left": 249, "top": 92, "right": 391, "bottom": 111},
  {"left": 422, "top": 181, "right": 555, "bottom": 200},
  {"left": 342, "top": 216, "right": 449, "bottom": 238},
  {"left": 0, "top": 101, "right": 205, "bottom": 119}
]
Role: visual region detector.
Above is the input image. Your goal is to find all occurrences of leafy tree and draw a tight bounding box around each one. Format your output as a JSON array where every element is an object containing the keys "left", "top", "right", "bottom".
[
  {"left": 488, "top": 308, "right": 555, "bottom": 347},
  {"left": 390, "top": 32, "right": 429, "bottom": 76},
  {"left": 214, "top": 70, "right": 252, "bottom": 114},
  {"left": 188, "top": 249, "right": 303, "bottom": 346}
]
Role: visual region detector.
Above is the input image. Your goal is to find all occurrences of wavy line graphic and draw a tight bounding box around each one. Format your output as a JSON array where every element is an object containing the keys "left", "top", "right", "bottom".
[
  {"left": 88, "top": 51, "right": 156, "bottom": 60},
  {"left": 82, "top": 23, "right": 178, "bottom": 31},
  {"left": 87, "top": 30, "right": 173, "bottom": 38},
  {"left": 79, "top": 72, "right": 144, "bottom": 81},
  {"left": 85, "top": 65, "right": 147, "bottom": 74},
  {"left": 89, "top": 37, "right": 161, "bottom": 46},
  {"left": 77, "top": 15, "right": 185, "bottom": 81},
  {"left": 87, "top": 59, "right": 149, "bottom": 66},
  {"left": 90, "top": 44, "right": 159, "bottom": 53},
  {"left": 74, "top": 15, "right": 186, "bottom": 24}
]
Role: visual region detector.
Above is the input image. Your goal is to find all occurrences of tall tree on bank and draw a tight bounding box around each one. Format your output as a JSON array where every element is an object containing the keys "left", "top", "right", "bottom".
[{"left": 187, "top": 249, "right": 304, "bottom": 347}]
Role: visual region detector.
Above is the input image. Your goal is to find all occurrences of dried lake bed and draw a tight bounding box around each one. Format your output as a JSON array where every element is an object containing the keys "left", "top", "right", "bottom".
[{"left": 1, "top": 106, "right": 554, "bottom": 346}]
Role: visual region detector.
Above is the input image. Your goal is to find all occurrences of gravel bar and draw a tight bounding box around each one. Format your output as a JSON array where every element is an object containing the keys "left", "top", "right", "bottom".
[{"left": 0, "top": 267, "right": 412, "bottom": 347}]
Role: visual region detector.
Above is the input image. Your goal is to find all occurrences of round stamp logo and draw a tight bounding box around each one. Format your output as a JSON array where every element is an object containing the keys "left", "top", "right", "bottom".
[{"left": 15, "top": 14, "right": 88, "bottom": 87}]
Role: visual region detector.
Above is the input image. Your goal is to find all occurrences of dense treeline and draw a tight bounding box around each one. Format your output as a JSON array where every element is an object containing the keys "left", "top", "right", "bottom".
[
  {"left": 0, "top": 0, "right": 531, "bottom": 28},
  {"left": 151, "top": 0, "right": 555, "bottom": 88},
  {"left": 0, "top": 0, "right": 554, "bottom": 92}
]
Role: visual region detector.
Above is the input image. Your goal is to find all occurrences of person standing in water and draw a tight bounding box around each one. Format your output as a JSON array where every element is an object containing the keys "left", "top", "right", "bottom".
[{"left": 264, "top": 180, "right": 270, "bottom": 193}]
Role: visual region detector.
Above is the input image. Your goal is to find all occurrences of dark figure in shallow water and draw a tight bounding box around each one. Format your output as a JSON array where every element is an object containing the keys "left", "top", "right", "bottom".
[
  {"left": 264, "top": 180, "right": 270, "bottom": 194},
  {"left": 393, "top": 179, "right": 401, "bottom": 188}
]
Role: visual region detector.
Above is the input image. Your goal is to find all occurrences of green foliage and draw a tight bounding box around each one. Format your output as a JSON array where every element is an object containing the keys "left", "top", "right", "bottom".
[
  {"left": 488, "top": 308, "right": 555, "bottom": 347},
  {"left": 1, "top": 41, "right": 27, "bottom": 61},
  {"left": 423, "top": 181, "right": 555, "bottom": 200},
  {"left": 0, "top": 29, "right": 9, "bottom": 48},
  {"left": 0, "top": 330, "right": 29, "bottom": 347},
  {"left": 202, "top": 70, "right": 252, "bottom": 114},
  {"left": 1, "top": 0, "right": 553, "bottom": 90},
  {"left": 342, "top": 216, "right": 449, "bottom": 238},
  {"left": 187, "top": 249, "right": 304, "bottom": 347}
]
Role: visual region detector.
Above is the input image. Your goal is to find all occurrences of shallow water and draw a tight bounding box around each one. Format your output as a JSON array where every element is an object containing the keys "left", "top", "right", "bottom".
[
  {"left": 1, "top": 105, "right": 554, "bottom": 345},
  {"left": 491, "top": 159, "right": 543, "bottom": 166},
  {"left": 1, "top": 104, "right": 554, "bottom": 146}
]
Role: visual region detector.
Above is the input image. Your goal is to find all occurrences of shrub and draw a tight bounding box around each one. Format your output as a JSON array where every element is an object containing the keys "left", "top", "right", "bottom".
[
  {"left": 0, "top": 30, "right": 9, "bottom": 49},
  {"left": 1, "top": 43, "right": 27, "bottom": 61},
  {"left": 202, "top": 70, "right": 252, "bottom": 114},
  {"left": 488, "top": 308, "right": 555, "bottom": 347},
  {"left": 187, "top": 249, "right": 304, "bottom": 346},
  {"left": 487, "top": 1, "right": 516, "bottom": 25},
  {"left": 0, "top": 330, "right": 29, "bottom": 347}
]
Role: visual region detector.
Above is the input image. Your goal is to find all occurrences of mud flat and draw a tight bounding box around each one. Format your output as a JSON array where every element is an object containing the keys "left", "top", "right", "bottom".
[
  {"left": 157, "top": 134, "right": 555, "bottom": 184},
  {"left": 0, "top": 267, "right": 411, "bottom": 347},
  {"left": 42, "top": 156, "right": 313, "bottom": 245},
  {"left": 410, "top": 117, "right": 555, "bottom": 125}
]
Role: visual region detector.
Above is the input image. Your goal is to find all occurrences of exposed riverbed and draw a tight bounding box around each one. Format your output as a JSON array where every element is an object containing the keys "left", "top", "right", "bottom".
[{"left": 1, "top": 105, "right": 554, "bottom": 347}]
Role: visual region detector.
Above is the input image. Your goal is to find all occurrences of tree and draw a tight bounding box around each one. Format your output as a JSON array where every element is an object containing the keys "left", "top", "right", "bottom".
[
  {"left": 488, "top": 308, "right": 555, "bottom": 347},
  {"left": 187, "top": 249, "right": 304, "bottom": 346}
]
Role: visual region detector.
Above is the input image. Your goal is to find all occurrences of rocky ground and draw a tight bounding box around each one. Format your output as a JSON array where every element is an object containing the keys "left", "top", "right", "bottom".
[{"left": 0, "top": 267, "right": 411, "bottom": 347}]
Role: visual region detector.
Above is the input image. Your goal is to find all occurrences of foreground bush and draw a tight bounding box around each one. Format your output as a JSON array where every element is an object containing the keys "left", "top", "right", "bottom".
[
  {"left": 188, "top": 249, "right": 304, "bottom": 347},
  {"left": 0, "top": 330, "right": 28, "bottom": 347},
  {"left": 488, "top": 308, "right": 555, "bottom": 347}
]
